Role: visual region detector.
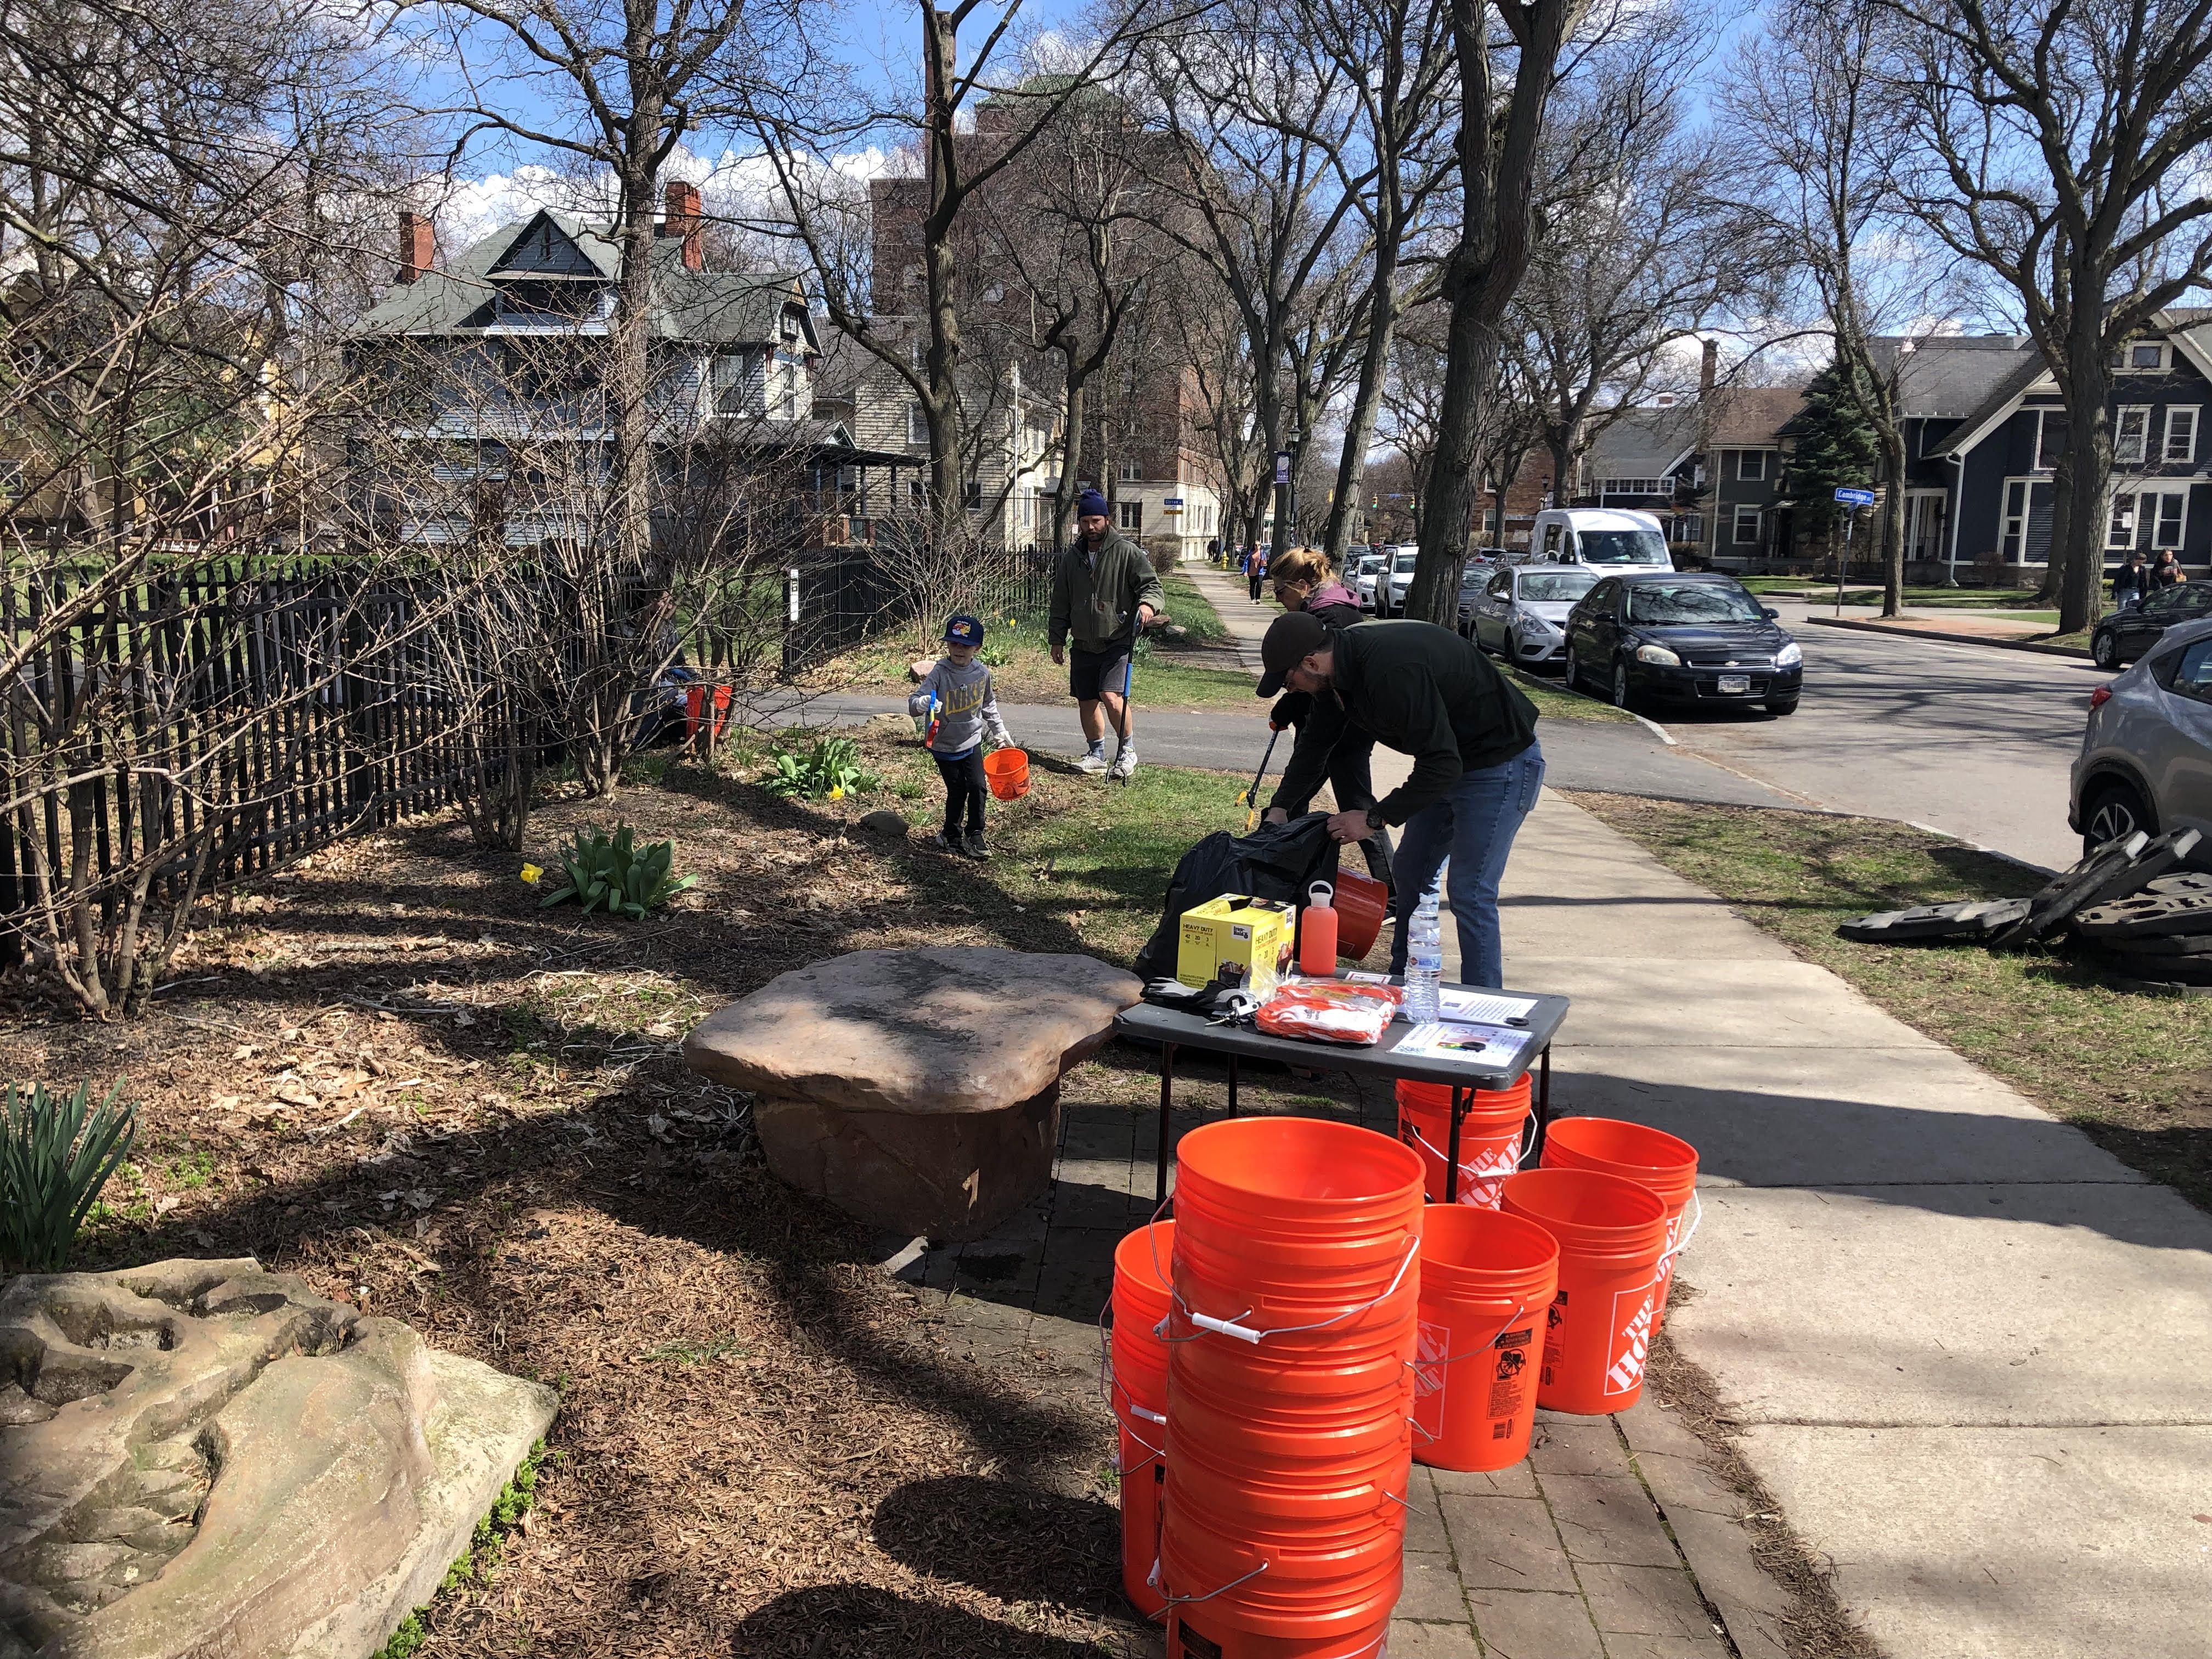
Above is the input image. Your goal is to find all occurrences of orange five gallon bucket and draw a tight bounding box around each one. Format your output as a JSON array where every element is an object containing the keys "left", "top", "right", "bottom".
[
  {"left": 1412, "top": 1206, "right": 1560, "bottom": 1471},
  {"left": 1396, "top": 1076, "right": 1534, "bottom": 1209},
  {"left": 1500, "top": 1169, "right": 1669, "bottom": 1415},
  {"left": 984, "top": 746, "right": 1030, "bottom": 800},
  {"left": 1540, "top": 1116, "right": 1699, "bottom": 1337},
  {"left": 1113, "top": 1222, "right": 1175, "bottom": 1620}
]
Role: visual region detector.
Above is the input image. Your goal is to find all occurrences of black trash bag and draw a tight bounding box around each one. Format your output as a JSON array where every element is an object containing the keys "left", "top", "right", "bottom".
[{"left": 1131, "top": 812, "right": 1343, "bottom": 984}]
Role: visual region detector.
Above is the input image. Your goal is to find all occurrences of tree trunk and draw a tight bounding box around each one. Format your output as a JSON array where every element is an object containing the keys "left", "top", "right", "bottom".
[
  {"left": 1053, "top": 372, "right": 1087, "bottom": 550},
  {"left": 2055, "top": 329, "right": 2112, "bottom": 635},
  {"left": 1322, "top": 256, "right": 1400, "bottom": 563},
  {"left": 921, "top": 7, "right": 967, "bottom": 556},
  {"left": 1547, "top": 432, "right": 1572, "bottom": 512}
]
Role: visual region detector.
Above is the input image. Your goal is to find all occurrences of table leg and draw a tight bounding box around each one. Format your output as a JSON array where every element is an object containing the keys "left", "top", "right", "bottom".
[
  {"left": 1156, "top": 1042, "right": 1178, "bottom": 1206},
  {"left": 1445, "top": 1084, "right": 1467, "bottom": 1205},
  {"left": 1227, "top": 1053, "right": 1239, "bottom": 1118},
  {"left": 1533, "top": 1045, "right": 1553, "bottom": 1161}
]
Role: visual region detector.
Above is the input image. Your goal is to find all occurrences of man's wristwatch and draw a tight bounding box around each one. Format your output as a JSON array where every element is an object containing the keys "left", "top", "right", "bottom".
[{"left": 1364, "top": 805, "right": 1388, "bottom": 832}]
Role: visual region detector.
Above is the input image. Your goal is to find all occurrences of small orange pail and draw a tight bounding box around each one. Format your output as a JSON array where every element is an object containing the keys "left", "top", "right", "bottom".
[{"left": 984, "top": 747, "right": 1030, "bottom": 800}]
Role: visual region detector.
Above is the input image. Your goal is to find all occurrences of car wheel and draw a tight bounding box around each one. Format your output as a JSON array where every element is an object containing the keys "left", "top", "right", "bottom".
[
  {"left": 2091, "top": 631, "right": 2120, "bottom": 670},
  {"left": 1765, "top": 696, "right": 1799, "bottom": 716},
  {"left": 1611, "top": 660, "right": 1633, "bottom": 712},
  {"left": 1564, "top": 646, "right": 1583, "bottom": 692},
  {"left": 2079, "top": 777, "right": 2154, "bottom": 855}
]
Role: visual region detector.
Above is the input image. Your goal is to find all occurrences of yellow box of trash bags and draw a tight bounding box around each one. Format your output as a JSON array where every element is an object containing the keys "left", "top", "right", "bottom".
[{"left": 1177, "top": 894, "right": 1295, "bottom": 998}]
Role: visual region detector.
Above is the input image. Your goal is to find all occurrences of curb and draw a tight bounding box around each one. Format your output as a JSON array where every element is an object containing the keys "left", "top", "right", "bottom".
[{"left": 1800, "top": 614, "right": 2092, "bottom": 660}]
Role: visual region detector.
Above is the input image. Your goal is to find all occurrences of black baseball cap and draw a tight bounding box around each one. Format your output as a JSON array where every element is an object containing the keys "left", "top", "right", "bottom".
[{"left": 1257, "top": 611, "right": 1329, "bottom": 696}]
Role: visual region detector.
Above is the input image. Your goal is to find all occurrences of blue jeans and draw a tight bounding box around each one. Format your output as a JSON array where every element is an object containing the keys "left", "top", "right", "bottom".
[{"left": 1386, "top": 743, "right": 1545, "bottom": 989}]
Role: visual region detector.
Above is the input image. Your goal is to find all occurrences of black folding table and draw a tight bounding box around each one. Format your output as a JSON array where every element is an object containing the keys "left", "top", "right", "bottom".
[{"left": 1114, "top": 985, "right": 1574, "bottom": 1204}]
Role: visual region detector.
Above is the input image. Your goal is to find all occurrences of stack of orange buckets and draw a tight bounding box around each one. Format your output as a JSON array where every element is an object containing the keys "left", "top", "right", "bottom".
[
  {"left": 1159, "top": 1118, "right": 1424, "bottom": 1659},
  {"left": 1395, "top": 1077, "right": 1536, "bottom": 1208},
  {"left": 1109, "top": 1221, "right": 1175, "bottom": 1620},
  {"left": 1105, "top": 1111, "right": 1701, "bottom": 1649}
]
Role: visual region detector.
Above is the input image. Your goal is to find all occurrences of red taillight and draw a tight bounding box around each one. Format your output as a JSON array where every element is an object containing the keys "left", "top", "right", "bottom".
[{"left": 2089, "top": 684, "right": 2113, "bottom": 709}]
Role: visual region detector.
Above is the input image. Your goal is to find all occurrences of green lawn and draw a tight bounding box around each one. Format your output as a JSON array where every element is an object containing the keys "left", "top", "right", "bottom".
[
  {"left": 1507, "top": 666, "right": 1634, "bottom": 722},
  {"left": 1568, "top": 793, "right": 2212, "bottom": 1216}
]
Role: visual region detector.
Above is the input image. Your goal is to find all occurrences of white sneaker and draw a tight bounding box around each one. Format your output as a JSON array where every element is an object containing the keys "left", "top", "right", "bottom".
[
  {"left": 1075, "top": 748, "right": 1109, "bottom": 775},
  {"left": 1109, "top": 745, "right": 1137, "bottom": 780}
]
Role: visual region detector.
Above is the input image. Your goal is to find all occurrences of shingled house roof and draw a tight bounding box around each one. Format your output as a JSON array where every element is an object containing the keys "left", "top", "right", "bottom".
[{"left": 353, "top": 208, "right": 818, "bottom": 351}]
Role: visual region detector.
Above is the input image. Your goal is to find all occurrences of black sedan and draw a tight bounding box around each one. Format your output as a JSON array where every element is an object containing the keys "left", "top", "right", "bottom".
[
  {"left": 2091, "top": 583, "right": 2212, "bottom": 668},
  {"left": 1563, "top": 572, "right": 1803, "bottom": 716}
]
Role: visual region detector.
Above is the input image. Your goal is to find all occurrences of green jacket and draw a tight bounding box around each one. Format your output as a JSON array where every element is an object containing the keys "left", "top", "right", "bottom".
[
  {"left": 1269, "top": 620, "right": 1539, "bottom": 826},
  {"left": 1049, "top": 530, "right": 1166, "bottom": 653}
]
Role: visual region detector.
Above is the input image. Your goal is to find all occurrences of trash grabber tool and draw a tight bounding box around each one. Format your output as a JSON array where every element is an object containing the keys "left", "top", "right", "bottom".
[{"left": 1240, "top": 723, "right": 1283, "bottom": 831}]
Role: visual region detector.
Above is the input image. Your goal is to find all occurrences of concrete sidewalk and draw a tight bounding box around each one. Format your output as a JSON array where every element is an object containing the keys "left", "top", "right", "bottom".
[{"left": 1198, "top": 562, "right": 2212, "bottom": 1654}]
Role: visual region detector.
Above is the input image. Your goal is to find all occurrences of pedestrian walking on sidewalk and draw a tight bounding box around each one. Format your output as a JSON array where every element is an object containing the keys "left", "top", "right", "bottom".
[
  {"left": 2152, "top": 549, "right": 2183, "bottom": 591},
  {"left": 2114, "top": 551, "right": 2151, "bottom": 611},
  {"left": 1049, "top": 488, "right": 1164, "bottom": 780},
  {"left": 909, "top": 614, "right": 1015, "bottom": 859},
  {"left": 1263, "top": 549, "right": 1393, "bottom": 889},
  {"left": 1246, "top": 544, "right": 1269, "bottom": 602},
  {"left": 1259, "top": 612, "right": 1544, "bottom": 989}
]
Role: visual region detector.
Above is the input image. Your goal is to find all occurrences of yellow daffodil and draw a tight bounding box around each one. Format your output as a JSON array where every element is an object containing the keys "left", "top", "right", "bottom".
[
  {"left": 519, "top": 863, "right": 543, "bottom": 884},
  {"left": 828, "top": 785, "right": 846, "bottom": 800}
]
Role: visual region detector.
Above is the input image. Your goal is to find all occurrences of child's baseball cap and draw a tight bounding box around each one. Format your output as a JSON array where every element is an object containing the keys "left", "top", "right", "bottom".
[{"left": 944, "top": 614, "right": 984, "bottom": 645}]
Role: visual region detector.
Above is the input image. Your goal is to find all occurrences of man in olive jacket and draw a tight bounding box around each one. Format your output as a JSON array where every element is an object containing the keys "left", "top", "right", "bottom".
[
  {"left": 1050, "top": 488, "right": 1165, "bottom": 778},
  {"left": 1260, "top": 612, "right": 1544, "bottom": 989}
]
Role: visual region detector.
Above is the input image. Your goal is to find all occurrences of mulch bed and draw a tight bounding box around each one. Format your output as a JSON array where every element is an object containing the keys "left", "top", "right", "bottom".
[{"left": 3, "top": 761, "right": 1155, "bottom": 1657}]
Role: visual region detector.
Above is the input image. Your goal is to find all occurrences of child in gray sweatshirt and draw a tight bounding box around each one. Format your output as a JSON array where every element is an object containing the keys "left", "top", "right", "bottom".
[{"left": 907, "top": 613, "right": 1015, "bottom": 858}]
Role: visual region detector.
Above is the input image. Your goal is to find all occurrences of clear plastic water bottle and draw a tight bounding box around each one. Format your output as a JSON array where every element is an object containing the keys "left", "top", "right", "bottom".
[{"left": 1404, "top": 859, "right": 1447, "bottom": 1023}]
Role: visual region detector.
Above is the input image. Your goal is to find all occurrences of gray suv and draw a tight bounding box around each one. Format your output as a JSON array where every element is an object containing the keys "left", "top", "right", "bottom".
[{"left": 2072, "top": 616, "right": 2212, "bottom": 855}]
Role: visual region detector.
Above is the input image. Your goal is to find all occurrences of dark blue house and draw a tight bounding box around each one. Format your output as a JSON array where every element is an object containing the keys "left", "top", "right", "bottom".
[{"left": 1872, "top": 312, "right": 2212, "bottom": 583}]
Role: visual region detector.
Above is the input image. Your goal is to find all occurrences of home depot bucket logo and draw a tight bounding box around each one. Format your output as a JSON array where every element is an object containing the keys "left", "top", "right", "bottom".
[
  {"left": 1605, "top": 1281, "right": 1658, "bottom": 1397},
  {"left": 1454, "top": 1143, "right": 1521, "bottom": 1209}
]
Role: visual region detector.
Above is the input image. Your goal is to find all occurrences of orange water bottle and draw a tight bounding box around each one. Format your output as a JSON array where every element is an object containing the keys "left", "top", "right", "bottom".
[{"left": 1300, "top": 880, "right": 1339, "bottom": 976}]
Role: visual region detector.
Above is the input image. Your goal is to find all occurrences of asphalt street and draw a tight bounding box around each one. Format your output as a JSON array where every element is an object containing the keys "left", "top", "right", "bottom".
[{"left": 1654, "top": 599, "right": 2103, "bottom": 871}]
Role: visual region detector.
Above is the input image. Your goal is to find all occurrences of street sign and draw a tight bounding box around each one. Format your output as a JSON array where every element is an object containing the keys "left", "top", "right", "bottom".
[
  {"left": 1274, "top": 451, "right": 1291, "bottom": 485},
  {"left": 1834, "top": 487, "right": 1876, "bottom": 507}
]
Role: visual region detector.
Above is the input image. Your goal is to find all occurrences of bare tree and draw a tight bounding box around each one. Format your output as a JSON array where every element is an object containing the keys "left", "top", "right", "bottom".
[
  {"left": 1728, "top": 0, "right": 1967, "bottom": 616},
  {"left": 1513, "top": 41, "right": 1746, "bottom": 522},
  {"left": 1883, "top": 0, "right": 2212, "bottom": 631},
  {"left": 1137, "top": 9, "right": 1376, "bottom": 560},
  {"left": 1407, "top": 0, "right": 1596, "bottom": 622}
]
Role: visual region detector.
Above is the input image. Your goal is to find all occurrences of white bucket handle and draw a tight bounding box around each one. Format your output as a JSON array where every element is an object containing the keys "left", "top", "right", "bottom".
[
  {"left": 1163, "top": 1233, "right": 1420, "bottom": 1346},
  {"left": 1401, "top": 1111, "right": 1536, "bottom": 1193},
  {"left": 1657, "top": 1189, "right": 1703, "bottom": 1267}
]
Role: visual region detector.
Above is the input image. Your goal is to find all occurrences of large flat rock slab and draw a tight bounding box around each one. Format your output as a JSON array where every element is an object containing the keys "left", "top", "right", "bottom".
[
  {"left": 0, "top": 1258, "right": 556, "bottom": 1659},
  {"left": 685, "top": 948, "right": 1142, "bottom": 1240},
  {"left": 684, "top": 947, "right": 1141, "bottom": 1115}
]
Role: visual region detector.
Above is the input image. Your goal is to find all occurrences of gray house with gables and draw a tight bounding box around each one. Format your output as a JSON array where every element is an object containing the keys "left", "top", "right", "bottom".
[
  {"left": 348, "top": 187, "right": 912, "bottom": 549},
  {"left": 1870, "top": 314, "right": 2212, "bottom": 582}
]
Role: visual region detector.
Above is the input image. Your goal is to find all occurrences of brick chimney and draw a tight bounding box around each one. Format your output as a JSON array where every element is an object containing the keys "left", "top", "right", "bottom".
[
  {"left": 1700, "top": 338, "right": 1718, "bottom": 395},
  {"left": 397, "top": 212, "right": 434, "bottom": 284},
  {"left": 662, "top": 179, "right": 704, "bottom": 272}
]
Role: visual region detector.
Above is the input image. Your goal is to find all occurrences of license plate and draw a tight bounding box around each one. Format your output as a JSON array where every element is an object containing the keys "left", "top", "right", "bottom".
[{"left": 1717, "top": 674, "right": 1750, "bottom": 694}]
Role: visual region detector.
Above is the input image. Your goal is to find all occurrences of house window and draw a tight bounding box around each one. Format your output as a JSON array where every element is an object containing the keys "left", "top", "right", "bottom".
[
  {"left": 1732, "top": 505, "right": 1762, "bottom": 545},
  {"left": 2166, "top": 407, "right": 2199, "bottom": 462},
  {"left": 780, "top": 311, "right": 800, "bottom": 340},
  {"left": 713, "top": 351, "right": 751, "bottom": 415},
  {"left": 1737, "top": 450, "right": 1769, "bottom": 482},
  {"left": 1601, "top": 478, "right": 1667, "bottom": 498},
  {"left": 2001, "top": 478, "right": 2029, "bottom": 559},
  {"left": 964, "top": 479, "right": 983, "bottom": 512},
  {"left": 1120, "top": 456, "right": 1142, "bottom": 482},
  {"left": 2115, "top": 408, "right": 2150, "bottom": 465},
  {"left": 1119, "top": 500, "right": 1143, "bottom": 532},
  {"left": 1904, "top": 491, "right": 1948, "bottom": 561},
  {"left": 2158, "top": 490, "right": 2187, "bottom": 548},
  {"left": 2113, "top": 341, "right": 2168, "bottom": 371},
  {"left": 2035, "top": 410, "right": 2068, "bottom": 471},
  {"left": 906, "top": 402, "right": 929, "bottom": 447},
  {"left": 2107, "top": 493, "right": 2139, "bottom": 551}
]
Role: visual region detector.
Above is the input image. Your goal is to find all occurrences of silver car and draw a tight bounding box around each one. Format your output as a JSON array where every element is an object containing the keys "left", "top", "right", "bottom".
[
  {"left": 2071, "top": 615, "right": 2212, "bottom": 855},
  {"left": 1467, "top": 563, "right": 1602, "bottom": 671},
  {"left": 1383, "top": 545, "right": 1420, "bottom": 614},
  {"left": 1351, "top": 551, "right": 1387, "bottom": 611}
]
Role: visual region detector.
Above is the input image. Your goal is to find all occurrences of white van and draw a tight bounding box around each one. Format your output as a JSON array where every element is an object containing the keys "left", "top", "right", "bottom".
[{"left": 1529, "top": 508, "right": 1674, "bottom": 570}]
